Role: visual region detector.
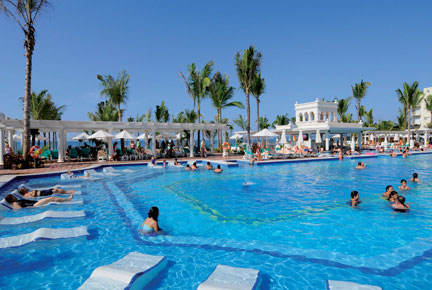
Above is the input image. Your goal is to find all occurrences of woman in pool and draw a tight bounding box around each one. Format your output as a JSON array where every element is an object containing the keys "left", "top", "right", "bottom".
[
  {"left": 191, "top": 162, "right": 199, "bottom": 170},
  {"left": 410, "top": 173, "right": 421, "bottom": 183},
  {"left": 141, "top": 206, "right": 161, "bottom": 233},
  {"left": 399, "top": 179, "right": 410, "bottom": 191},
  {"left": 185, "top": 164, "right": 191, "bottom": 171},
  {"left": 5, "top": 193, "right": 74, "bottom": 209},
  {"left": 18, "top": 185, "right": 74, "bottom": 198},
  {"left": 382, "top": 185, "right": 394, "bottom": 198},
  {"left": 350, "top": 191, "right": 360, "bottom": 207},
  {"left": 387, "top": 191, "right": 398, "bottom": 203},
  {"left": 392, "top": 195, "right": 410, "bottom": 211},
  {"left": 205, "top": 162, "right": 213, "bottom": 170},
  {"left": 214, "top": 165, "right": 223, "bottom": 173},
  {"left": 355, "top": 162, "right": 366, "bottom": 169}
]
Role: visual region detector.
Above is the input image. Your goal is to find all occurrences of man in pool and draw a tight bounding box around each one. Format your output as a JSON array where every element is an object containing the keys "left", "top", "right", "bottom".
[
  {"left": 350, "top": 191, "right": 360, "bottom": 207},
  {"left": 355, "top": 162, "right": 366, "bottom": 169},
  {"left": 185, "top": 164, "right": 192, "bottom": 171},
  {"left": 392, "top": 195, "right": 410, "bottom": 211},
  {"left": 382, "top": 185, "right": 394, "bottom": 198},
  {"left": 191, "top": 162, "right": 199, "bottom": 170},
  {"left": 410, "top": 173, "right": 421, "bottom": 183},
  {"left": 5, "top": 192, "right": 74, "bottom": 209},
  {"left": 18, "top": 185, "right": 74, "bottom": 198},
  {"left": 214, "top": 165, "right": 223, "bottom": 173},
  {"left": 399, "top": 179, "right": 410, "bottom": 191},
  {"left": 205, "top": 162, "right": 213, "bottom": 170}
]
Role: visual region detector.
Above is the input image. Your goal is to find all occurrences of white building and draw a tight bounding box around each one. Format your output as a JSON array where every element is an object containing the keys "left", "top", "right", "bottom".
[{"left": 413, "top": 87, "right": 432, "bottom": 129}]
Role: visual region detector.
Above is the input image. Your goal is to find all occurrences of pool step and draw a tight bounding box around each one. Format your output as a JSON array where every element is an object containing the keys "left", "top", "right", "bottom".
[
  {"left": 326, "top": 280, "right": 382, "bottom": 290},
  {"left": 198, "top": 264, "right": 261, "bottom": 290},
  {"left": 78, "top": 252, "right": 167, "bottom": 290}
]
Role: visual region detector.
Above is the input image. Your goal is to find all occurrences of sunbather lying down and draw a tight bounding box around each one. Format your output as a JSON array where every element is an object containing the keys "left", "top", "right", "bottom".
[
  {"left": 18, "top": 185, "right": 74, "bottom": 198},
  {"left": 4, "top": 193, "right": 74, "bottom": 209}
]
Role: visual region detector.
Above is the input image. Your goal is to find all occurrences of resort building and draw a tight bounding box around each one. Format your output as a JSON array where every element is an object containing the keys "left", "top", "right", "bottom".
[{"left": 413, "top": 87, "right": 432, "bottom": 129}]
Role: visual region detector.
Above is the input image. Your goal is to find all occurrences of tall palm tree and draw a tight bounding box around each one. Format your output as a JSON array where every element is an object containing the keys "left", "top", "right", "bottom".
[
  {"left": 259, "top": 116, "right": 270, "bottom": 130},
  {"left": 209, "top": 72, "right": 244, "bottom": 147},
  {"left": 396, "top": 108, "right": 407, "bottom": 130},
  {"left": 396, "top": 81, "right": 423, "bottom": 142},
  {"left": 337, "top": 97, "right": 352, "bottom": 121},
  {"left": 97, "top": 70, "right": 130, "bottom": 122},
  {"left": 155, "top": 101, "right": 169, "bottom": 122},
  {"left": 272, "top": 114, "right": 289, "bottom": 128},
  {"left": 88, "top": 100, "right": 119, "bottom": 122},
  {"left": 251, "top": 73, "right": 265, "bottom": 131},
  {"left": 235, "top": 45, "right": 263, "bottom": 145},
  {"left": 364, "top": 109, "right": 374, "bottom": 127},
  {"left": 233, "top": 114, "right": 247, "bottom": 131},
  {"left": 1, "top": 0, "right": 50, "bottom": 156},
  {"left": 180, "top": 61, "right": 214, "bottom": 146},
  {"left": 376, "top": 120, "right": 395, "bottom": 131},
  {"left": 351, "top": 80, "right": 371, "bottom": 121},
  {"left": 425, "top": 95, "right": 432, "bottom": 127}
]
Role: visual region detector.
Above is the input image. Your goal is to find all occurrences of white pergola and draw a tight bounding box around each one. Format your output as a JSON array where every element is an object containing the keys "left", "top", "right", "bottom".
[
  {"left": 362, "top": 129, "right": 432, "bottom": 149},
  {"left": 0, "top": 117, "right": 228, "bottom": 164}
]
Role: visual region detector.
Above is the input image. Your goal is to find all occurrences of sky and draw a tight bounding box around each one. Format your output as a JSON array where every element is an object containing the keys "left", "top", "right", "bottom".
[{"left": 1, "top": 0, "right": 432, "bottom": 130}]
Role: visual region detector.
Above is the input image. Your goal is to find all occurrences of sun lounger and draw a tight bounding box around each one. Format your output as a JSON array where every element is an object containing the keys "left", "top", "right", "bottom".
[
  {"left": 78, "top": 252, "right": 167, "bottom": 290},
  {"left": 198, "top": 265, "right": 261, "bottom": 290},
  {"left": 0, "top": 196, "right": 83, "bottom": 210},
  {"left": 0, "top": 210, "right": 85, "bottom": 225},
  {"left": 326, "top": 280, "right": 382, "bottom": 290},
  {"left": 0, "top": 226, "right": 89, "bottom": 249}
]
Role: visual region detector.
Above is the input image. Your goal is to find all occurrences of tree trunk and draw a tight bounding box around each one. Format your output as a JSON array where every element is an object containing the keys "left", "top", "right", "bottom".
[
  {"left": 246, "top": 90, "right": 251, "bottom": 145},
  {"left": 48, "top": 132, "right": 51, "bottom": 149},
  {"left": 23, "top": 41, "right": 34, "bottom": 158},
  {"left": 256, "top": 97, "right": 260, "bottom": 131},
  {"left": 197, "top": 101, "right": 201, "bottom": 151},
  {"left": 407, "top": 107, "right": 411, "bottom": 144},
  {"left": 357, "top": 99, "right": 361, "bottom": 121}
]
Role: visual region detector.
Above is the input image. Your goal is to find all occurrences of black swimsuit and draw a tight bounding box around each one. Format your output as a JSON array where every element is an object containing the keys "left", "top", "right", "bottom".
[
  {"left": 17, "top": 199, "right": 37, "bottom": 208},
  {"left": 38, "top": 189, "right": 54, "bottom": 196}
]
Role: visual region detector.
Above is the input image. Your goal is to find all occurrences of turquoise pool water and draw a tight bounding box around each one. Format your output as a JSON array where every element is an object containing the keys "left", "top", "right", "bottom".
[{"left": 1, "top": 154, "right": 432, "bottom": 289}]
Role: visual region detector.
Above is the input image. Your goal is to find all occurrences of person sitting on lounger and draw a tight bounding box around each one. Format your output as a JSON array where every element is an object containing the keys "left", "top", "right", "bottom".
[
  {"left": 191, "top": 162, "right": 199, "bottom": 170},
  {"left": 214, "top": 165, "right": 223, "bottom": 173},
  {"left": 410, "top": 173, "right": 421, "bottom": 183},
  {"left": 141, "top": 206, "right": 161, "bottom": 233},
  {"left": 18, "top": 185, "right": 74, "bottom": 198},
  {"left": 205, "top": 162, "right": 213, "bottom": 170},
  {"left": 382, "top": 185, "right": 394, "bottom": 198},
  {"left": 4, "top": 193, "right": 74, "bottom": 209},
  {"left": 392, "top": 195, "right": 410, "bottom": 212},
  {"left": 350, "top": 191, "right": 360, "bottom": 207},
  {"left": 355, "top": 162, "right": 366, "bottom": 169},
  {"left": 399, "top": 179, "right": 410, "bottom": 191}
]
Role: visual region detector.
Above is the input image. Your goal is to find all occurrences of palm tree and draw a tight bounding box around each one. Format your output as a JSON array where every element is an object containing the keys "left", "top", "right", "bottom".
[
  {"left": 234, "top": 114, "right": 247, "bottom": 131},
  {"left": 145, "top": 109, "right": 152, "bottom": 122},
  {"left": 180, "top": 61, "right": 214, "bottom": 146},
  {"left": 97, "top": 70, "right": 130, "bottom": 122},
  {"left": 337, "top": 97, "right": 352, "bottom": 121},
  {"left": 209, "top": 72, "right": 244, "bottom": 147},
  {"left": 259, "top": 116, "right": 270, "bottom": 130},
  {"left": 235, "top": 45, "right": 263, "bottom": 145},
  {"left": 173, "top": 109, "right": 198, "bottom": 147},
  {"left": 155, "top": 101, "right": 169, "bottom": 122},
  {"left": 351, "top": 80, "right": 371, "bottom": 121},
  {"left": 272, "top": 114, "right": 289, "bottom": 128},
  {"left": 425, "top": 95, "right": 432, "bottom": 127},
  {"left": 364, "top": 109, "right": 374, "bottom": 127},
  {"left": 396, "top": 108, "right": 407, "bottom": 130},
  {"left": 88, "top": 100, "right": 119, "bottom": 122},
  {"left": 251, "top": 73, "right": 265, "bottom": 131},
  {"left": 1, "top": 0, "right": 50, "bottom": 156},
  {"left": 376, "top": 120, "right": 395, "bottom": 131},
  {"left": 396, "top": 81, "right": 424, "bottom": 143}
]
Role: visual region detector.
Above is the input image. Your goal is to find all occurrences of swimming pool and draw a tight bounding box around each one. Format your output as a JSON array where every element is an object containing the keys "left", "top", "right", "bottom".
[{"left": 1, "top": 154, "right": 432, "bottom": 289}]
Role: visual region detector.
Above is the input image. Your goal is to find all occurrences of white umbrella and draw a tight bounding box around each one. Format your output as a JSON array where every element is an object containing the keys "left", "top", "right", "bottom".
[
  {"left": 156, "top": 132, "right": 175, "bottom": 139},
  {"left": 115, "top": 130, "right": 135, "bottom": 140},
  {"left": 137, "top": 133, "right": 153, "bottom": 139},
  {"left": 88, "top": 130, "right": 114, "bottom": 139},
  {"left": 230, "top": 133, "right": 242, "bottom": 140},
  {"left": 72, "top": 132, "right": 89, "bottom": 140},
  {"left": 280, "top": 130, "right": 287, "bottom": 144},
  {"left": 331, "top": 134, "right": 341, "bottom": 139},
  {"left": 315, "top": 130, "right": 322, "bottom": 143},
  {"left": 36, "top": 135, "right": 47, "bottom": 141},
  {"left": 13, "top": 134, "right": 22, "bottom": 141},
  {"left": 252, "top": 128, "right": 278, "bottom": 138},
  {"left": 176, "top": 133, "right": 183, "bottom": 139},
  {"left": 394, "top": 134, "right": 399, "bottom": 141}
]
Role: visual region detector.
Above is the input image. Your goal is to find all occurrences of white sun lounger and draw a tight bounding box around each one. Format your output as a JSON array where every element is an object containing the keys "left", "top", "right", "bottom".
[
  {"left": 326, "top": 280, "right": 382, "bottom": 290},
  {"left": 103, "top": 167, "right": 135, "bottom": 173},
  {"left": 78, "top": 252, "right": 167, "bottom": 290},
  {"left": 19, "top": 183, "right": 81, "bottom": 190},
  {"left": 0, "top": 226, "right": 89, "bottom": 249},
  {"left": 0, "top": 210, "right": 85, "bottom": 225},
  {"left": 198, "top": 265, "right": 261, "bottom": 290},
  {"left": 0, "top": 198, "right": 83, "bottom": 211}
]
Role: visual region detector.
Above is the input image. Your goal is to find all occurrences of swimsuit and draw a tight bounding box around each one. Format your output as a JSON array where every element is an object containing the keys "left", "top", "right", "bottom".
[
  {"left": 38, "top": 189, "right": 54, "bottom": 196},
  {"left": 17, "top": 199, "right": 37, "bottom": 208},
  {"left": 142, "top": 223, "right": 154, "bottom": 233}
]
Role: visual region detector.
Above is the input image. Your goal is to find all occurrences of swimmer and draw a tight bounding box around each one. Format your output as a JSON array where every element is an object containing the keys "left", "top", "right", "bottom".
[
  {"left": 191, "top": 162, "right": 199, "bottom": 170},
  {"left": 185, "top": 164, "right": 191, "bottom": 171},
  {"left": 18, "top": 185, "right": 74, "bottom": 198},
  {"left": 214, "top": 165, "right": 223, "bottom": 173},
  {"left": 389, "top": 150, "right": 397, "bottom": 157},
  {"left": 355, "top": 162, "right": 366, "bottom": 169},
  {"left": 410, "top": 173, "right": 421, "bottom": 183},
  {"left": 382, "top": 185, "right": 394, "bottom": 198},
  {"left": 173, "top": 158, "right": 180, "bottom": 166},
  {"left": 163, "top": 160, "right": 167, "bottom": 168},
  {"left": 4, "top": 193, "right": 74, "bottom": 210},
  {"left": 151, "top": 156, "right": 156, "bottom": 165},
  {"left": 338, "top": 151, "right": 343, "bottom": 160},
  {"left": 392, "top": 195, "right": 410, "bottom": 211},
  {"left": 387, "top": 191, "right": 399, "bottom": 203},
  {"left": 205, "top": 162, "right": 213, "bottom": 170},
  {"left": 141, "top": 206, "right": 162, "bottom": 233},
  {"left": 399, "top": 179, "right": 410, "bottom": 191},
  {"left": 402, "top": 151, "right": 408, "bottom": 158},
  {"left": 350, "top": 191, "right": 360, "bottom": 207}
]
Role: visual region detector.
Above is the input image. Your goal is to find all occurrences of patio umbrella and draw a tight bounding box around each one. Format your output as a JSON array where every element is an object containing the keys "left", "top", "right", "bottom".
[
  {"left": 115, "top": 130, "right": 135, "bottom": 140},
  {"left": 72, "top": 132, "right": 89, "bottom": 140},
  {"left": 176, "top": 133, "right": 183, "bottom": 139},
  {"left": 137, "top": 133, "right": 153, "bottom": 139},
  {"left": 229, "top": 133, "right": 242, "bottom": 140},
  {"left": 394, "top": 134, "right": 399, "bottom": 141},
  {"left": 279, "top": 130, "right": 287, "bottom": 144},
  {"left": 252, "top": 128, "right": 278, "bottom": 138},
  {"left": 315, "top": 130, "right": 322, "bottom": 143},
  {"left": 88, "top": 130, "right": 114, "bottom": 139}
]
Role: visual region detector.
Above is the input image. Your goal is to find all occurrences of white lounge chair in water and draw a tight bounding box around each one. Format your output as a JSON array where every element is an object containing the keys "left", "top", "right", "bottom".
[
  {"left": 78, "top": 252, "right": 167, "bottom": 290},
  {"left": 326, "top": 280, "right": 382, "bottom": 290},
  {"left": 0, "top": 210, "right": 85, "bottom": 225},
  {"left": 198, "top": 264, "right": 261, "bottom": 290}
]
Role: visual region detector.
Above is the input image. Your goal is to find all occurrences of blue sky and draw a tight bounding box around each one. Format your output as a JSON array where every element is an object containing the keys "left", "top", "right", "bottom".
[{"left": 1, "top": 0, "right": 432, "bottom": 129}]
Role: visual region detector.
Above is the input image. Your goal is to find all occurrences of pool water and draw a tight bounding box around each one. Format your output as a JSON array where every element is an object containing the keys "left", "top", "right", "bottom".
[{"left": 2, "top": 154, "right": 432, "bottom": 289}]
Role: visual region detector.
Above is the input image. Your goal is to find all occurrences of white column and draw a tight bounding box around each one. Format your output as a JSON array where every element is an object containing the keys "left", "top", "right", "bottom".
[
  {"left": 222, "top": 129, "right": 227, "bottom": 157},
  {"left": 424, "top": 132, "right": 428, "bottom": 147},
  {"left": 350, "top": 134, "right": 355, "bottom": 151},
  {"left": 358, "top": 132, "right": 362, "bottom": 149},
  {"left": 0, "top": 129, "right": 5, "bottom": 165},
  {"left": 58, "top": 129, "right": 64, "bottom": 163},
  {"left": 152, "top": 129, "right": 157, "bottom": 157},
  {"left": 108, "top": 136, "right": 113, "bottom": 158},
  {"left": 298, "top": 130, "right": 304, "bottom": 145},
  {"left": 144, "top": 131, "right": 149, "bottom": 151},
  {"left": 189, "top": 129, "right": 194, "bottom": 158},
  {"left": 8, "top": 129, "right": 15, "bottom": 153},
  {"left": 325, "top": 132, "right": 330, "bottom": 151},
  {"left": 210, "top": 131, "right": 214, "bottom": 154},
  {"left": 383, "top": 134, "right": 388, "bottom": 150}
]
